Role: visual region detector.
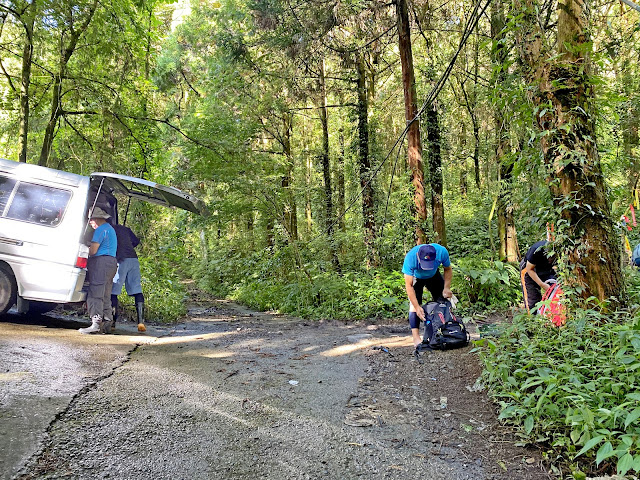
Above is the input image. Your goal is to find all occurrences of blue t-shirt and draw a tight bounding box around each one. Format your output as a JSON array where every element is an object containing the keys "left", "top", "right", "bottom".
[
  {"left": 91, "top": 223, "right": 117, "bottom": 257},
  {"left": 402, "top": 243, "right": 451, "bottom": 279}
]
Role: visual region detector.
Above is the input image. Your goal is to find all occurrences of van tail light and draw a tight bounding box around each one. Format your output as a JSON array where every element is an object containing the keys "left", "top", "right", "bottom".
[{"left": 76, "top": 244, "right": 89, "bottom": 269}]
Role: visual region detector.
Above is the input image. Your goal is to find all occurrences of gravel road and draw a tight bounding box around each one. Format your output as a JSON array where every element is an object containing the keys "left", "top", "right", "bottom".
[{"left": 2, "top": 298, "right": 552, "bottom": 480}]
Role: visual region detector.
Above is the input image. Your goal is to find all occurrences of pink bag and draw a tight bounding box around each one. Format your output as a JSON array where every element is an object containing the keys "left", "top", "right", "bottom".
[{"left": 538, "top": 281, "right": 566, "bottom": 327}]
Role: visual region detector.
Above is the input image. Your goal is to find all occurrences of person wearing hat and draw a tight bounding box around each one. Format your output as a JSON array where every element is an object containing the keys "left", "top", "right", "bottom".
[
  {"left": 520, "top": 240, "right": 557, "bottom": 313},
  {"left": 402, "top": 243, "right": 453, "bottom": 347},
  {"left": 79, "top": 207, "right": 118, "bottom": 334}
]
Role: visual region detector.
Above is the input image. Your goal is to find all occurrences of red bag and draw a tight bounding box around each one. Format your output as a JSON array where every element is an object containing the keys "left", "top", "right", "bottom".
[{"left": 538, "top": 281, "right": 566, "bottom": 327}]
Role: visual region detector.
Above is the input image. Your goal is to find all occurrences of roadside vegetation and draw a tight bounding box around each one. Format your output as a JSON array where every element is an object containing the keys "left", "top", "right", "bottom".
[{"left": 477, "top": 275, "right": 640, "bottom": 479}]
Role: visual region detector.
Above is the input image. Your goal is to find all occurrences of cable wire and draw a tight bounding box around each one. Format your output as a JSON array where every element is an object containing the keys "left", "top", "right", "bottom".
[{"left": 295, "top": 0, "right": 492, "bottom": 248}]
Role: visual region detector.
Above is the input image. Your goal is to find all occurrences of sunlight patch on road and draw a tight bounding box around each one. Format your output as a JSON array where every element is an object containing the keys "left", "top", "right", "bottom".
[
  {"left": 320, "top": 335, "right": 411, "bottom": 357},
  {"left": 155, "top": 331, "right": 237, "bottom": 345},
  {"left": 191, "top": 350, "right": 234, "bottom": 359},
  {"left": 301, "top": 345, "right": 321, "bottom": 353},
  {"left": 0, "top": 372, "right": 35, "bottom": 382}
]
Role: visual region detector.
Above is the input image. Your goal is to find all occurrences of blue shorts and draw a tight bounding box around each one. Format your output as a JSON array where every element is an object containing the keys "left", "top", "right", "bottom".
[{"left": 112, "top": 258, "right": 142, "bottom": 296}]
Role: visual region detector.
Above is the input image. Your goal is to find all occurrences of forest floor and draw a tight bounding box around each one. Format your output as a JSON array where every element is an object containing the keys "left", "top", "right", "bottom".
[{"left": 10, "top": 284, "right": 555, "bottom": 479}]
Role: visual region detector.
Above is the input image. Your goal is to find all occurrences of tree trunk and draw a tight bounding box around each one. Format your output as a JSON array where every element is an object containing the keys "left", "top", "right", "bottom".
[
  {"left": 318, "top": 59, "right": 340, "bottom": 271},
  {"left": 396, "top": 0, "right": 427, "bottom": 244},
  {"left": 306, "top": 155, "right": 313, "bottom": 236},
  {"left": 497, "top": 161, "right": 519, "bottom": 262},
  {"left": 519, "top": 0, "right": 623, "bottom": 303},
  {"left": 337, "top": 129, "right": 346, "bottom": 233},
  {"left": 472, "top": 22, "right": 481, "bottom": 189},
  {"left": 473, "top": 122, "right": 480, "bottom": 189},
  {"left": 39, "top": 72, "right": 63, "bottom": 167},
  {"left": 426, "top": 104, "right": 446, "bottom": 246},
  {"left": 282, "top": 114, "right": 298, "bottom": 241},
  {"left": 18, "top": 7, "right": 35, "bottom": 163},
  {"left": 492, "top": 0, "right": 519, "bottom": 262},
  {"left": 356, "top": 54, "right": 376, "bottom": 267},
  {"left": 39, "top": 0, "right": 98, "bottom": 167},
  {"left": 459, "top": 121, "right": 468, "bottom": 196},
  {"left": 302, "top": 118, "right": 313, "bottom": 237}
]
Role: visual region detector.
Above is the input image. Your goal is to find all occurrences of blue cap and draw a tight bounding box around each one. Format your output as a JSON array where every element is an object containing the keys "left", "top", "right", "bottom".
[{"left": 417, "top": 244, "right": 436, "bottom": 270}]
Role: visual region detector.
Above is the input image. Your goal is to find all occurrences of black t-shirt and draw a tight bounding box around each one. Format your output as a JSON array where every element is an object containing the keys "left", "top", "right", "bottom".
[
  {"left": 525, "top": 240, "right": 554, "bottom": 277},
  {"left": 113, "top": 224, "right": 140, "bottom": 261}
]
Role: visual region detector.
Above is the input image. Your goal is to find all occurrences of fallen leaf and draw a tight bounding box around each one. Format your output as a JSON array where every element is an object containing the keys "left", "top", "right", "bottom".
[
  {"left": 344, "top": 416, "right": 375, "bottom": 427},
  {"left": 291, "top": 355, "right": 310, "bottom": 360}
]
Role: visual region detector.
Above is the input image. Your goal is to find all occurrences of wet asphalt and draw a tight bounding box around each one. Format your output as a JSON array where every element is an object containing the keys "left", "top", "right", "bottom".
[{"left": 0, "top": 310, "right": 164, "bottom": 480}]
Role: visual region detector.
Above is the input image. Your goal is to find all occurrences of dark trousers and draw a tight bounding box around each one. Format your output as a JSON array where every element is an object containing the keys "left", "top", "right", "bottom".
[
  {"left": 520, "top": 263, "right": 555, "bottom": 313},
  {"left": 408, "top": 272, "right": 445, "bottom": 329},
  {"left": 87, "top": 255, "right": 118, "bottom": 320}
]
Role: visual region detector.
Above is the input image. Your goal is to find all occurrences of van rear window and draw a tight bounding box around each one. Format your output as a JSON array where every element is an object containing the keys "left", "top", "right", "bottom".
[
  {"left": 6, "top": 182, "right": 72, "bottom": 227},
  {"left": 0, "top": 176, "right": 17, "bottom": 214}
]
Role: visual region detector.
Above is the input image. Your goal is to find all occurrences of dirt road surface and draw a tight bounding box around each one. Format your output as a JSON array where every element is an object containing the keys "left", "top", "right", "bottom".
[{"left": 1, "top": 295, "right": 553, "bottom": 480}]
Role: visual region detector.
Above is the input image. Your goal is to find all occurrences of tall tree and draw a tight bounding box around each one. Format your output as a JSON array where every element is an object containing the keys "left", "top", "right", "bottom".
[
  {"left": 0, "top": 0, "right": 39, "bottom": 163},
  {"left": 318, "top": 58, "right": 340, "bottom": 270},
  {"left": 356, "top": 52, "right": 376, "bottom": 267},
  {"left": 396, "top": 0, "right": 427, "bottom": 244},
  {"left": 426, "top": 103, "right": 446, "bottom": 246},
  {"left": 491, "top": 0, "right": 518, "bottom": 262},
  {"left": 519, "top": 0, "right": 623, "bottom": 302},
  {"left": 282, "top": 113, "right": 298, "bottom": 241},
  {"left": 39, "top": 0, "right": 98, "bottom": 167}
]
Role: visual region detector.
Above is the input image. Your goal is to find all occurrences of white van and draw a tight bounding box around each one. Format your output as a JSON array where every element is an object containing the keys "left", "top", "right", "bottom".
[{"left": 0, "top": 158, "right": 205, "bottom": 315}]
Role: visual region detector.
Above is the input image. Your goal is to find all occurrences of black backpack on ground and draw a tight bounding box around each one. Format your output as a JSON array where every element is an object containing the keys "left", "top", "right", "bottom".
[{"left": 418, "top": 298, "right": 470, "bottom": 351}]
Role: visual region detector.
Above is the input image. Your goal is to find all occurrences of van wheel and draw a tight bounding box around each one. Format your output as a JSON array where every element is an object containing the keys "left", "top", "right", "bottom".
[{"left": 0, "top": 265, "right": 17, "bottom": 315}]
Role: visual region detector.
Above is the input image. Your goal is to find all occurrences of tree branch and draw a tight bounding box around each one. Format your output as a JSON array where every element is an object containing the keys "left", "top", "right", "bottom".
[
  {"left": 115, "top": 112, "right": 229, "bottom": 161},
  {"left": 62, "top": 114, "right": 94, "bottom": 149},
  {"left": 181, "top": 69, "right": 202, "bottom": 97}
]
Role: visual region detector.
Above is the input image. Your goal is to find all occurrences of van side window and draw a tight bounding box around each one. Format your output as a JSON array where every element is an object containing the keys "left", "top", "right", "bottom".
[
  {"left": 6, "top": 182, "right": 72, "bottom": 227},
  {"left": 0, "top": 176, "right": 17, "bottom": 215}
]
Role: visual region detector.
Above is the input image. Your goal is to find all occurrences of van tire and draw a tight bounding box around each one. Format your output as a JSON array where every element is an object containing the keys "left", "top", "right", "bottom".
[{"left": 0, "top": 265, "right": 17, "bottom": 315}]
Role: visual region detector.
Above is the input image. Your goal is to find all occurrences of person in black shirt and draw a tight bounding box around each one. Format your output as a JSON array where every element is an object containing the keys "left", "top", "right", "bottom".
[
  {"left": 520, "top": 240, "right": 557, "bottom": 313},
  {"left": 110, "top": 223, "right": 146, "bottom": 332}
]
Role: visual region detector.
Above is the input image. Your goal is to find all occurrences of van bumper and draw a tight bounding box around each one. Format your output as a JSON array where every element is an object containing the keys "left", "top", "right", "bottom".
[{"left": 14, "top": 263, "right": 87, "bottom": 303}]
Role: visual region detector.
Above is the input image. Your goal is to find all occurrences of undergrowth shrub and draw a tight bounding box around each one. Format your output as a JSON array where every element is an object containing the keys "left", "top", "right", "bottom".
[
  {"left": 116, "top": 255, "right": 187, "bottom": 323},
  {"left": 476, "top": 307, "right": 640, "bottom": 477},
  {"left": 194, "top": 246, "right": 525, "bottom": 319},
  {"left": 452, "top": 258, "right": 522, "bottom": 312},
  {"left": 230, "top": 269, "right": 407, "bottom": 320}
]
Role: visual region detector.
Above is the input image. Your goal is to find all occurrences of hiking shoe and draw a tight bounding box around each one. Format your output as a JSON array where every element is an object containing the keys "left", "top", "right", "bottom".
[
  {"left": 101, "top": 319, "right": 114, "bottom": 334},
  {"left": 79, "top": 315, "right": 102, "bottom": 334}
]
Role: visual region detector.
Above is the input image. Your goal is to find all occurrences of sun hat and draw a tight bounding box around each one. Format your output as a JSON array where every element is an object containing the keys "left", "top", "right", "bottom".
[
  {"left": 417, "top": 244, "right": 437, "bottom": 270},
  {"left": 90, "top": 207, "right": 111, "bottom": 219}
]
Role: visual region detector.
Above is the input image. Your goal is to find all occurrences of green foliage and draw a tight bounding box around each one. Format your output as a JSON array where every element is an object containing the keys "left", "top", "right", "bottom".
[
  {"left": 230, "top": 269, "right": 407, "bottom": 320},
  {"left": 476, "top": 306, "right": 640, "bottom": 476},
  {"left": 116, "top": 255, "right": 187, "bottom": 323},
  {"left": 193, "top": 241, "right": 409, "bottom": 320},
  {"left": 453, "top": 258, "right": 522, "bottom": 312}
]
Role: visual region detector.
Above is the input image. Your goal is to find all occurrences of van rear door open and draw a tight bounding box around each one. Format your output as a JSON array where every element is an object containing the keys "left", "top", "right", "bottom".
[{"left": 90, "top": 173, "right": 206, "bottom": 215}]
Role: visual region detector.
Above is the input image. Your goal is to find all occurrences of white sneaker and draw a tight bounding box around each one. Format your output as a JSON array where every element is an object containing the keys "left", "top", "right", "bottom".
[{"left": 79, "top": 315, "right": 102, "bottom": 334}]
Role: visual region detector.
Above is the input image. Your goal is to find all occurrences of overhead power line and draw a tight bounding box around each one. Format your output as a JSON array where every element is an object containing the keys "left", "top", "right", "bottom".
[
  {"left": 283, "top": 0, "right": 492, "bottom": 250},
  {"left": 379, "top": 0, "right": 492, "bottom": 238}
]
